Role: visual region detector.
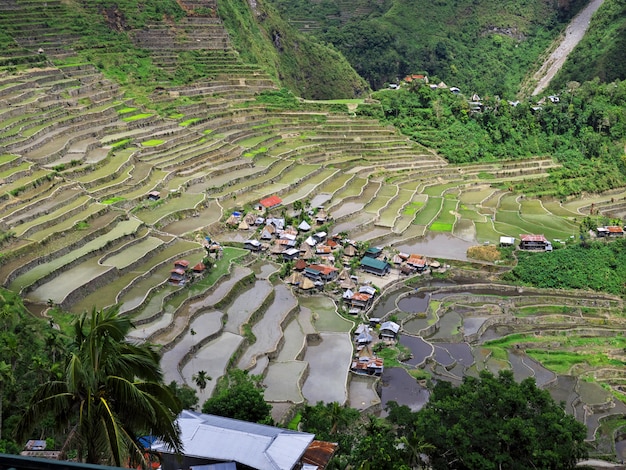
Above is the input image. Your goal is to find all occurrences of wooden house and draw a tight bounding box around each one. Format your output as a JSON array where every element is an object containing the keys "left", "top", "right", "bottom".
[
  {"left": 174, "top": 259, "right": 190, "bottom": 271},
  {"left": 360, "top": 257, "right": 390, "bottom": 276},
  {"left": 519, "top": 234, "right": 550, "bottom": 251},
  {"left": 244, "top": 239, "right": 262, "bottom": 251},
  {"left": 259, "top": 195, "right": 282, "bottom": 210},
  {"left": 380, "top": 321, "right": 400, "bottom": 341}
]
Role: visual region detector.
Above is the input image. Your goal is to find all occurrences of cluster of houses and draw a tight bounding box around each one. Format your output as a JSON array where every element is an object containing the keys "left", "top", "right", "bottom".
[
  {"left": 596, "top": 225, "right": 625, "bottom": 237},
  {"left": 350, "top": 319, "right": 401, "bottom": 376},
  {"left": 168, "top": 258, "right": 207, "bottom": 286}
]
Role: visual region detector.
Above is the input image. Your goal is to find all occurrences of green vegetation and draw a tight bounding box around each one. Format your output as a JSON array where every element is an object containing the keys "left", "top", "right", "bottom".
[
  {"left": 368, "top": 79, "right": 626, "bottom": 197},
  {"left": 269, "top": 0, "right": 587, "bottom": 95},
  {"left": 411, "top": 370, "right": 588, "bottom": 469},
  {"left": 505, "top": 238, "right": 626, "bottom": 295},
  {"left": 201, "top": 369, "right": 272, "bottom": 424},
  {"left": 141, "top": 139, "right": 165, "bottom": 147},
  {"left": 16, "top": 305, "right": 182, "bottom": 466},
  {"left": 553, "top": 0, "right": 626, "bottom": 90},
  {"left": 217, "top": 0, "right": 368, "bottom": 99}
]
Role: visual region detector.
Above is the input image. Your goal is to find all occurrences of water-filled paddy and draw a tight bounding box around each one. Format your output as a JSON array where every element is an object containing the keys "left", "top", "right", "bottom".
[
  {"left": 160, "top": 200, "right": 222, "bottom": 235},
  {"left": 380, "top": 367, "right": 430, "bottom": 413},
  {"left": 301, "top": 332, "right": 352, "bottom": 404},
  {"left": 299, "top": 295, "right": 352, "bottom": 333},
  {"left": 263, "top": 361, "right": 307, "bottom": 403},
  {"left": 396, "top": 232, "right": 473, "bottom": 261},
  {"left": 237, "top": 284, "right": 296, "bottom": 370},
  {"left": 223, "top": 280, "right": 273, "bottom": 334},
  {"left": 348, "top": 375, "right": 380, "bottom": 411}
]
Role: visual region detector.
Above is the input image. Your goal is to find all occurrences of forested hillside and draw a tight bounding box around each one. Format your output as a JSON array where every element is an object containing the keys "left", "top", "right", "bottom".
[
  {"left": 269, "top": 0, "right": 590, "bottom": 97},
  {"left": 553, "top": 0, "right": 626, "bottom": 90}
]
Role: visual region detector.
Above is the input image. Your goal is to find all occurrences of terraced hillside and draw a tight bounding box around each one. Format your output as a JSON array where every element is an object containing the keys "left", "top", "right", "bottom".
[{"left": 4, "top": 0, "right": 626, "bottom": 449}]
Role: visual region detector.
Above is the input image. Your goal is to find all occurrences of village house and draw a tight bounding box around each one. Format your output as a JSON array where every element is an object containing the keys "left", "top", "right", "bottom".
[
  {"left": 192, "top": 262, "right": 206, "bottom": 275},
  {"left": 315, "top": 209, "right": 328, "bottom": 225},
  {"left": 147, "top": 190, "right": 161, "bottom": 201},
  {"left": 343, "top": 289, "right": 374, "bottom": 312},
  {"left": 150, "top": 411, "right": 337, "bottom": 470},
  {"left": 499, "top": 236, "right": 516, "bottom": 247},
  {"left": 244, "top": 239, "right": 262, "bottom": 251},
  {"left": 379, "top": 321, "right": 400, "bottom": 342},
  {"left": 364, "top": 246, "right": 382, "bottom": 258},
  {"left": 351, "top": 344, "right": 384, "bottom": 376},
  {"left": 596, "top": 227, "right": 609, "bottom": 237},
  {"left": 307, "top": 264, "right": 339, "bottom": 282},
  {"left": 406, "top": 254, "right": 428, "bottom": 272},
  {"left": 313, "top": 231, "right": 327, "bottom": 243},
  {"left": 258, "top": 195, "right": 282, "bottom": 210},
  {"left": 606, "top": 226, "right": 624, "bottom": 237},
  {"left": 519, "top": 234, "right": 552, "bottom": 251},
  {"left": 169, "top": 259, "right": 190, "bottom": 286},
  {"left": 354, "top": 324, "right": 373, "bottom": 344},
  {"left": 360, "top": 257, "right": 391, "bottom": 276},
  {"left": 282, "top": 247, "right": 300, "bottom": 261}
]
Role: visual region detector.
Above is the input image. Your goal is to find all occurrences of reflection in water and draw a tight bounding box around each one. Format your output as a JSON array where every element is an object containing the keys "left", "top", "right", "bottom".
[{"left": 380, "top": 368, "right": 430, "bottom": 413}]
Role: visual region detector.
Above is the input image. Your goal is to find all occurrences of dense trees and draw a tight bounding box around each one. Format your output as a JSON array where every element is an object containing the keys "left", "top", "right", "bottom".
[
  {"left": 368, "top": 78, "right": 626, "bottom": 197},
  {"left": 15, "top": 305, "right": 182, "bottom": 467},
  {"left": 269, "top": 0, "right": 589, "bottom": 96},
  {"left": 505, "top": 238, "right": 626, "bottom": 295},
  {"left": 201, "top": 369, "right": 272, "bottom": 424},
  {"left": 0, "top": 288, "right": 62, "bottom": 454},
  {"left": 301, "top": 372, "right": 587, "bottom": 470},
  {"left": 413, "top": 371, "right": 588, "bottom": 469}
]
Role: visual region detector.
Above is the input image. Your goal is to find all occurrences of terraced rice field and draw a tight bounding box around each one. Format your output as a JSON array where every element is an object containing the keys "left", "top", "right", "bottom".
[{"left": 3, "top": 0, "right": 626, "bottom": 439}]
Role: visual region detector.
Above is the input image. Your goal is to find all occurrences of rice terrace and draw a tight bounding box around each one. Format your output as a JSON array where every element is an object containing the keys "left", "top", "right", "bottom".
[{"left": 2, "top": 0, "right": 626, "bottom": 463}]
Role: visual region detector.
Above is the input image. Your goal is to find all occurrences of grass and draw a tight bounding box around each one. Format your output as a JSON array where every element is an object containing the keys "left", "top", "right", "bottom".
[
  {"left": 122, "top": 113, "right": 153, "bottom": 122},
  {"left": 180, "top": 118, "right": 201, "bottom": 127},
  {"left": 101, "top": 196, "right": 126, "bottom": 204},
  {"left": 413, "top": 197, "right": 441, "bottom": 226},
  {"left": 141, "top": 139, "right": 165, "bottom": 147},
  {"left": 403, "top": 201, "right": 425, "bottom": 216}
]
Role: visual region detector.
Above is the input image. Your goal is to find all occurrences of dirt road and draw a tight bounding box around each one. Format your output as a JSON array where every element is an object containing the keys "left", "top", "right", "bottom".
[{"left": 531, "top": 0, "right": 605, "bottom": 96}]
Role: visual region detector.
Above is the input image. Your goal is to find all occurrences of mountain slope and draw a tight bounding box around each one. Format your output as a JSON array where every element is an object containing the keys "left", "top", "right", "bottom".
[{"left": 269, "top": 0, "right": 590, "bottom": 97}]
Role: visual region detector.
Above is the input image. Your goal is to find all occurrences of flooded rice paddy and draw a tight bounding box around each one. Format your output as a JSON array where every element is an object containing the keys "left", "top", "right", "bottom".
[{"left": 113, "top": 252, "right": 626, "bottom": 458}]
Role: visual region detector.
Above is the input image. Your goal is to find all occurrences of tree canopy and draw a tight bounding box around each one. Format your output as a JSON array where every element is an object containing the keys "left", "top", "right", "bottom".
[
  {"left": 15, "top": 305, "right": 183, "bottom": 467},
  {"left": 201, "top": 369, "right": 272, "bottom": 424},
  {"left": 413, "top": 370, "right": 588, "bottom": 470}
]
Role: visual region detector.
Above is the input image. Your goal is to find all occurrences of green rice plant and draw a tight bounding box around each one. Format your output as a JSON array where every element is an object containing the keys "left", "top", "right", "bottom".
[
  {"left": 403, "top": 201, "right": 424, "bottom": 216},
  {"left": 141, "top": 139, "right": 165, "bottom": 147},
  {"left": 101, "top": 197, "right": 126, "bottom": 205},
  {"left": 413, "top": 197, "right": 441, "bottom": 226},
  {"left": 429, "top": 198, "right": 457, "bottom": 232},
  {"left": 117, "top": 107, "right": 137, "bottom": 114},
  {"left": 180, "top": 118, "right": 201, "bottom": 127},
  {"left": 122, "top": 113, "right": 153, "bottom": 122}
]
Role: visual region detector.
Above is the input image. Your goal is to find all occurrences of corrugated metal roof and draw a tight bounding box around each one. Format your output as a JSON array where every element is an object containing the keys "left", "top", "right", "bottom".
[{"left": 152, "top": 411, "right": 315, "bottom": 470}]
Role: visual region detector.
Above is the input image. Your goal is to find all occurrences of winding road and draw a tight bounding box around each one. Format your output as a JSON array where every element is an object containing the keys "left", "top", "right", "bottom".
[{"left": 531, "top": 0, "right": 605, "bottom": 95}]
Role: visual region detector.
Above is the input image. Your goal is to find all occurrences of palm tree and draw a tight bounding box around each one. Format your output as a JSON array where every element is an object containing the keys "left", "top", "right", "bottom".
[
  {"left": 16, "top": 305, "right": 183, "bottom": 467},
  {"left": 399, "top": 430, "right": 435, "bottom": 469},
  {"left": 192, "top": 370, "right": 211, "bottom": 392}
]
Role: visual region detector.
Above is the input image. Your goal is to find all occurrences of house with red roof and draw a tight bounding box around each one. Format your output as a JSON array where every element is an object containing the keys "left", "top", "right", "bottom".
[
  {"left": 259, "top": 195, "right": 282, "bottom": 209},
  {"left": 606, "top": 226, "right": 624, "bottom": 237},
  {"left": 519, "top": 234, "right": 551, "bottom": 251}
]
